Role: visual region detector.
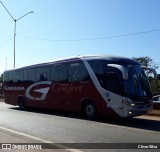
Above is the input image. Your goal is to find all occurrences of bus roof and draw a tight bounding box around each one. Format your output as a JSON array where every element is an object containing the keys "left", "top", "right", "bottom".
[
  {"left": 4, "top": 55, "right": 140, "bottom": 72},
  {"left": 83, "top": 55, "right": 140, "bottom": 65}
]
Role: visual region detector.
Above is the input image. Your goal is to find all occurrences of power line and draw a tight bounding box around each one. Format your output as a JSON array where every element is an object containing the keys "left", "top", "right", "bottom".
[
  {"left": 17, "top": 28, "right": 160, "bottom": 42},
  {"left": 0, "top": 36, "right": 13, "bottom": 48}
]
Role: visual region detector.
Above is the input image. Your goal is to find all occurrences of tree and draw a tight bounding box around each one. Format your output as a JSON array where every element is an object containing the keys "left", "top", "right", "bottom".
[
  {"left": 133, "top": 56, "right": 159, "bottom": 77},
  {"left": 133, "top": 56, "right": 159, "bottom": 95},
  {"left": 133, "top": 56, "right": 159, "bottom": 70}
]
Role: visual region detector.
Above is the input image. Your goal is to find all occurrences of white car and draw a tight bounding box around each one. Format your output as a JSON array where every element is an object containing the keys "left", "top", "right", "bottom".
[{"left": 152, "top": 95, "right": 160, "bottom": 103}]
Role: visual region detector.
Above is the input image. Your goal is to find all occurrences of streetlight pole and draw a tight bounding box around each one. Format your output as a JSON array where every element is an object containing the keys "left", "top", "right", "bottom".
[
  {"left": 0, "top": 1, "right": 33, "bottom": 68},
  {"left": 13, "top": 11, "right": 33, "bottom": 68},
  {"left": 5, "top": 58, "right": 7, "bottom": 70}
]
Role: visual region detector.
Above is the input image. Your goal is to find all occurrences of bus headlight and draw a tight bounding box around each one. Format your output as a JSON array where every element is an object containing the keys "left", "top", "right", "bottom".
[
  {"left": 130, "top": 103, "right": 135, "bottom": 107},
  {"left": 124, "top": 100, "right": 135, "bottom": 107}
]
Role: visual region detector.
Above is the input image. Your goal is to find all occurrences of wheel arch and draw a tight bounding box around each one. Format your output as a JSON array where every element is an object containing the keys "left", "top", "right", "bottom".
[
  {"left": 18, "top": 95, "right": 27, "bottom": 110},
  {"left": 81, "top": 98, "right": 96, "bottom": 111},
  {"left": 18, "top": 95, "right": 24, "bottom": 104},
  {"left": 81, "top": 98, "right": 97, "bottom": 118}
]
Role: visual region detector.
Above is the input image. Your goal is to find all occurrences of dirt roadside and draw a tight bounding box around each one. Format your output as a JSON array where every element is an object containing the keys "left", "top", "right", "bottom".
[{"left": 146, "top": 110, "right": 160, "bottom": 117}]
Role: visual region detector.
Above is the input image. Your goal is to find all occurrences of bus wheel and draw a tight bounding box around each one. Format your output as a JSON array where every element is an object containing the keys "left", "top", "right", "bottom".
[
  {"left": 18, "top": 97, "right": 26, "bottom": 110},
  {"left": 83, "top": 102, "right": 96, "bottom": 119}
]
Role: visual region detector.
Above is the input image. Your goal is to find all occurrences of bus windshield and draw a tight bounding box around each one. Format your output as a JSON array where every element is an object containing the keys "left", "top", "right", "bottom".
[{"left": 124, "top": 65, "right": 152, "bottom": 98}]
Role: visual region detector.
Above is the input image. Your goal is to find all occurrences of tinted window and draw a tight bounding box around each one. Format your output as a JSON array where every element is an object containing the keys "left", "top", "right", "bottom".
[
  {"left": 36, "top": 67, "right": 50, "bottom": 81},
  {"left": 103, "top": 67, "right": 122, "bottom": 94},
  {"left": 14, "top": 70, "right": 23, "bottom": 82},
  {"left": 51, "top": 64, "right": 67, "bottom": 82},
  {"left": 4, "top": 71, "right": 14, "bottom": 83},
  {"left": 89, "top": 60, "right": 123, "bottom": 94},
  {"left": 24, "top": 68, "right": 36, "bottom": 82},
  {"left": 4, "top": 72, "right": 9, "bottom": 82},
  {"left": 68, "top": 62, "right": 88, "bottom": 81},
  {"left": 88, "top": 61, "right": 104, "bottom": 80}
]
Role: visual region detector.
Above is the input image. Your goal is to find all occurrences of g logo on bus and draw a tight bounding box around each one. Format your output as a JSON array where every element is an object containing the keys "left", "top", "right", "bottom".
[{"left": 25, "top": 81, "right": 52, "bottom": 101}]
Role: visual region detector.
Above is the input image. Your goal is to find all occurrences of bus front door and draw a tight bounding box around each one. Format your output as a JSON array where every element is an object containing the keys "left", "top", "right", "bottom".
[
  {"left": 104, "top": 68, "right": 124, "bottom": 117},
  {"left": 108, "top": 93, "right": 124, "bottom": 117}
]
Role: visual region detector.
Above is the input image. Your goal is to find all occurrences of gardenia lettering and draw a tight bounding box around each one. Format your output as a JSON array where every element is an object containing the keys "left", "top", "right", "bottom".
[{"left": 4, "top": 86, "right": 25, "bottom": 91}]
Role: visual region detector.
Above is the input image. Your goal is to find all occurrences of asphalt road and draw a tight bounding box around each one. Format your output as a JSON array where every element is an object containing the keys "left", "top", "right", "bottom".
[{"left": 0, "top": 102, "right": 160, "bottom": 152}]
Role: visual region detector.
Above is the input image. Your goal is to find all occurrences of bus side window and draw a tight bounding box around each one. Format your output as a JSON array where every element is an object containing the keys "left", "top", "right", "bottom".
[
  {"left": 89, "top": 60, "right": 123, "bottom": 95},
  {"left": 51, "top": 64, "right": 67, "bottom": 82},
  {"left": 14, "top": 70, "right": 23, "bottom": 83},
  {"left": 88, "top": 61, "right": 104, "bottom": 83},
  {"left": 24, "top": 69, "right": 36, "bottom": 83},
  {"left": 103, "top": 67, "right": 123, "bottom": 95},
  {"left": 36, "top": 67, "right": 50, "bottom": 82},
  {"left": 68, "top": 62, "right": 88, "bottom": 82},
  {"left": 5, "top": 71, "right": 15, "bottom": 83},
  {"left": 39, "top": 74, "right": 48, "bottom": 81},
  {"left": 4, "top": 72, "right": 9, "bottom": 83}
]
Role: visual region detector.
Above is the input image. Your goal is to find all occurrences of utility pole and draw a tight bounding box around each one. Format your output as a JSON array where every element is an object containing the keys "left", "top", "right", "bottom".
[{"left": 0, "top": 1, "right": 33, "bottom": 68}]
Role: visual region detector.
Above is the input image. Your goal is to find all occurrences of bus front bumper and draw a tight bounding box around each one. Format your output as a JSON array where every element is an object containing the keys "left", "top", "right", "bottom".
[{"left": 124, "top": 103, "right": 153, "bottom": 117}]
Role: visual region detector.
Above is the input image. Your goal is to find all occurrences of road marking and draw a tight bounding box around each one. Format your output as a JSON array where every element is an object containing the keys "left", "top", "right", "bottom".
[{"left": 0, "top": 126, "right": 83, "bottom": 152}]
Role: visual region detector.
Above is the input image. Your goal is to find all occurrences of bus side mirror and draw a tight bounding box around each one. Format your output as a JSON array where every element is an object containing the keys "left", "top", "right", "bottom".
[
  {"left": 107, "top": 64, "right": 128, "bottom": 80},
  {"left": 142, "top": 67, "right": 157, "bottom": 80}
]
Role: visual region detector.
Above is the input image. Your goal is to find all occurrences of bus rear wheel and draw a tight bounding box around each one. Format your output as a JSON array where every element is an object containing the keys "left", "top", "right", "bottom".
[
  {"left": 83, "top": 102, "right": 96, "bottom": 119},
  {"left": 18, "top": 97, "right": 26, "bottom": 110}
]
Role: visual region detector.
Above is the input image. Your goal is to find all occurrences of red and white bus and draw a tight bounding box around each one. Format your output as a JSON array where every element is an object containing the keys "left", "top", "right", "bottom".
[{"left": 3, "top": 55, "right": 157, "bottom": 118}]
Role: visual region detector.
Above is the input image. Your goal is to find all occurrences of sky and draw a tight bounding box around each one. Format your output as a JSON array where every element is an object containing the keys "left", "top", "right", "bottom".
[{"left": 0, "top": 0, "right": 160, "bottom": 74}]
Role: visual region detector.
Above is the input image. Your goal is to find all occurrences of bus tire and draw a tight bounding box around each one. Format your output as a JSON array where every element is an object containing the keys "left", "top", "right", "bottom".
[
  {"left": 82, "top": 101, "right": 96, "bottom": 119},
  {"left": 18, "top": 97, "right": 26, "bottom": 110}
]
